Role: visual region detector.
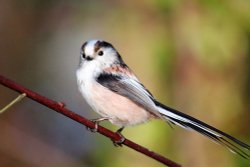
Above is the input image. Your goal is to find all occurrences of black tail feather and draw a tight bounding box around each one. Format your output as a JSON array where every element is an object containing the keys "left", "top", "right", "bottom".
[{"left": 155, "top": 100, "right": 250, "bottom": 159}]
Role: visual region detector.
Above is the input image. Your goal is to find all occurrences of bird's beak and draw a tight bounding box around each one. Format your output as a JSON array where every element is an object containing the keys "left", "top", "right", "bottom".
[{"left": 86, "top": 56, "right": 93, "bottom": 61}]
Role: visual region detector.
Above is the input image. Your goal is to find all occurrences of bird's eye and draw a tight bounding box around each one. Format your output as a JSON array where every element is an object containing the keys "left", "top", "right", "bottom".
[
  {"left": 81, "top": 52, "right": 86, "bottom": 59},
  {"left": 98, "top": 50, "right": 104, "bottom": 56}
]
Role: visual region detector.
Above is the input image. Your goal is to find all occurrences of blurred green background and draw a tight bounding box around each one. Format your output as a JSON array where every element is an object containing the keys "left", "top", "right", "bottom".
[{"left": 0, "top": 0, "right": 250, "bottom": 167}]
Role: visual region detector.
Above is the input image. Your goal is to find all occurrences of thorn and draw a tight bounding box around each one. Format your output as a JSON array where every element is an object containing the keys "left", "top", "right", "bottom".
[{"left": 0, "top": 93, "right": 26, "bottom": 114}]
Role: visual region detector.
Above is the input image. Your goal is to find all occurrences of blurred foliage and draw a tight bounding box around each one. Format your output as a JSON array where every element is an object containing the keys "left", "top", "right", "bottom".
[{"left": 0, "top": 0, "right": 250, "bottom": 167}]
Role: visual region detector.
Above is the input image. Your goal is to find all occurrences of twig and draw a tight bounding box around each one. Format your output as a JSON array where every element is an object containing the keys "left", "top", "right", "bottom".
[
  {"left": 0, "top": 93, "right": 26, "bottom": 114},
  {"left": 0, "top": 74, "right": 181, "bottom": 167}
]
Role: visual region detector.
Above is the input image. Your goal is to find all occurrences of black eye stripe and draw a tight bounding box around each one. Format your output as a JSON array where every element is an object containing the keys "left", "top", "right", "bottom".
[
  {"left": 81, "top": 42, "right": 87, "bottom": 52},
  {"left": 94, "top": 40, "right": 114, "bottom": 52},
  {"left": 98, "top": 41, "right": 113, "bottom": 48}
]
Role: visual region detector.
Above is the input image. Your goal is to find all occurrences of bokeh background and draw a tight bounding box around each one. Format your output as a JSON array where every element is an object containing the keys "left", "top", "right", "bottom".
[{"left": 0, "top": 1, "right": 250, "bottom": 167}]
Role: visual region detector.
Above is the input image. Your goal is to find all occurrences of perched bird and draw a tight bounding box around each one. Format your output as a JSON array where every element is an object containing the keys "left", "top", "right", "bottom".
[{"left": 76, "top": 39, "right": 249, "bottom": 158}]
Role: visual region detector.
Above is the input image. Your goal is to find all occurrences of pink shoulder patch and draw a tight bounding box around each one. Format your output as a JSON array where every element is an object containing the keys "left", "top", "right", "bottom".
[{"left": 104, "top": 65, "right": 136, "bottom": 78}]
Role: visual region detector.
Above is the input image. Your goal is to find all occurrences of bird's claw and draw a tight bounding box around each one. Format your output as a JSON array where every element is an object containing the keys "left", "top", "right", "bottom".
[
  {"left": 86, "top": 117, "right": 110, "bottom": 132},
  {"left": 113, "top": 130, "right": 125, "bottom": 147},
  {"left": 86, "top": 120, "right": 99, "bottom": 132}
]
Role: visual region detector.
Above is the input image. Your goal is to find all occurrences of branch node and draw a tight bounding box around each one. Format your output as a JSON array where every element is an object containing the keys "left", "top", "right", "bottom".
[{"left": 57, "top": 102, "right": 66, "bottom": 108}]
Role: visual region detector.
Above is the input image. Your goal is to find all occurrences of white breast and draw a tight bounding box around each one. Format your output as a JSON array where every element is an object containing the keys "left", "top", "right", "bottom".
[
  {"left": 76, "top": 65, "right": 152, "bottom": 127},
  {"left": 89, "top": 83, "right": 152, "bottom": 126}
]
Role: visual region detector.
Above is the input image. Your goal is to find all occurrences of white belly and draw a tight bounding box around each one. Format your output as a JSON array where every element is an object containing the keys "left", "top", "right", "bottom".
[{"left": 78, "top": 81, "right": 152, "bottom": 127}]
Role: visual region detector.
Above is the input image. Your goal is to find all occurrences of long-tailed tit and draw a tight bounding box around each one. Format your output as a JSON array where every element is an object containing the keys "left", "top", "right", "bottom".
[{"left": 76, "top": 39, "right": 249, "bottom": 158}]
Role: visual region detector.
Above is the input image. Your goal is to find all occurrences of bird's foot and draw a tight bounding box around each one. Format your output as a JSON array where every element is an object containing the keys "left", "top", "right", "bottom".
[
  {"left": 86, "top": 117, "right": 109, "bottom": 132},
  {"left": 113, "top": 127, "right": 125, "bottom": 147}
]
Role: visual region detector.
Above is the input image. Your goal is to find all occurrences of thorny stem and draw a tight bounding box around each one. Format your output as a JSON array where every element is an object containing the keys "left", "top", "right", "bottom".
[{"left": 0, "top": 74, "right": 181, "bottom": 167}]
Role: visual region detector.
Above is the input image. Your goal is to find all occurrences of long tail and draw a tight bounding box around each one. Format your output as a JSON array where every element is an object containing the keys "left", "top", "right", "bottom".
[{"left": 155, "top": 101, "right": 250, "bottom": 159}]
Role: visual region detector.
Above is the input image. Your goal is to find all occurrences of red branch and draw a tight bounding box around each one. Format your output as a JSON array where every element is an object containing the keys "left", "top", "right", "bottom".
[{"left": 0, "top": 74, "right": 181, "bottom": 167}]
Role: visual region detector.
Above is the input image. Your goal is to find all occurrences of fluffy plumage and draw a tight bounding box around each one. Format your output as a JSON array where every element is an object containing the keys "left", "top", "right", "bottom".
[{"left": 76, "top": 39, "right": 250, "bottom": 158}]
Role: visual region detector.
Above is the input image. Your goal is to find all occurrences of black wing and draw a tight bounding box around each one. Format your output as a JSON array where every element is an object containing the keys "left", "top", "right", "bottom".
[{"left": 96, "top": 73, "right": 162, "bottom": 117}]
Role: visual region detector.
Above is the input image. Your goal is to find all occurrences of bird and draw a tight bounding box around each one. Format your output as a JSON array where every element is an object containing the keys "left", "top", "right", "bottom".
[{"left": 76, "top": 39, "right": 250, "bottom": 158}]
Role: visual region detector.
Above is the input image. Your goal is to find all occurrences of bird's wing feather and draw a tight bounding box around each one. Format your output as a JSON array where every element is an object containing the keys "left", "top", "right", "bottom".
[
  {"left": 96, "top": 73, "right": 162, "bottom": 117},
  {"left": 96, "top": 72, "right": 250, "bottom": 158}
]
